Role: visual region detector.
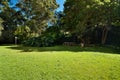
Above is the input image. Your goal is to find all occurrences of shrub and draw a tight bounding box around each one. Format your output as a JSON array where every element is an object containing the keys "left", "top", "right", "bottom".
[
  {"left": 23, "top": 37, "right": 42, "bottom": 47},
  {"left": 23, "top": 34, "right": 56, "bottom": 47}
]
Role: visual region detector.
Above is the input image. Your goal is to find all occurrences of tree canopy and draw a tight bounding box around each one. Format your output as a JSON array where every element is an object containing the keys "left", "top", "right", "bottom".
[
  {"left": 0, "top": 0, "right": 58, "bottom": 43},
  {"left": 0, "top": 0, "right": 120, "bottom": 47},
  {"left": 63, "top": 0, "right": 120, "bottom": 44}
]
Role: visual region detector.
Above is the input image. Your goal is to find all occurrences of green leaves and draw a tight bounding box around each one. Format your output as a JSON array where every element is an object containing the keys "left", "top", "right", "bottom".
[
  {"left": 63, "top": 0, "right": 120, "bottom": 36},
  {"left": 63, "top": 0, "right": 120, "bottom": 45},
  {"left": 14, "top": 26, "right": 31, "bottom": 41},
  {"left": 16, "top": 0, "right": 58, "bottom": 35}
]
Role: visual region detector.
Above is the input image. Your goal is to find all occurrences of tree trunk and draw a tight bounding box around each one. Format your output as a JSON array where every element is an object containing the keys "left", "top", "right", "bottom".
[
  {"left": 81, "top": 38, "right": 85, "bottom": 47},
  {"left": 101, "top": 27, "right": 108, "bottom": 45}
]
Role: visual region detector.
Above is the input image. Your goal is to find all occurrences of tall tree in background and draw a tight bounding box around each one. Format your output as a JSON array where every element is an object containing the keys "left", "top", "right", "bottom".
[
  {"left": 63, "top": 0, "right": 120, "bottom": 45},
  {"left": 0, "top": 0, "right": 18, "bottom": 43},
  {"left": 97, "top": 0, "right": 120, "bottom": 44},
  {"left": 63, "top": 0, "right": 100, "bottom": 44},
  {"left": 16, "top": 0, "right": 58, "bottom": 35},
  {"left": 0, "top": 0, "right": 58, "bottom": 43}
]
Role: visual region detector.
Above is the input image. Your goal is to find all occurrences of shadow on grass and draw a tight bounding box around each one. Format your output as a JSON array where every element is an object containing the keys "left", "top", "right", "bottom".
[{"left": 6, "top": 45, "right": 120, "bottom": 54}]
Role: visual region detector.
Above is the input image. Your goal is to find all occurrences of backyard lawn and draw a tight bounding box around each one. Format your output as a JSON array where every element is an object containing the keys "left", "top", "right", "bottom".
[{"left": 0, "top": 45, "right": 120, "bottom": 80}]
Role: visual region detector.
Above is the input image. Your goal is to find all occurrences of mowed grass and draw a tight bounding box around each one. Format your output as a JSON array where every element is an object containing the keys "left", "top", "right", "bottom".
[{"left": 0, "top": 45, "right": 120, "bottom": 80}]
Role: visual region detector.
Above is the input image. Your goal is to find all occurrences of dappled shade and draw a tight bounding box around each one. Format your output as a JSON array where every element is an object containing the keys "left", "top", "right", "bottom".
[{"left": 6, "top": 45, "right": 120, "bottom": 54}]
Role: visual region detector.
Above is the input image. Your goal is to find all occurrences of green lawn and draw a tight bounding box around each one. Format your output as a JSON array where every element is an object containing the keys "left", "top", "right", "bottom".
[{"left": 0, "top": 45, "right": 120, "bottom": 80}]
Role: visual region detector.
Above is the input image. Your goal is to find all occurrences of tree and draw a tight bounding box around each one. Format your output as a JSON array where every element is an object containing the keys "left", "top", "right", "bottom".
[
  {"left": 96, "top": 0, "right": 120, "bottom": 44},
  {"left": 0, "top": 0, "right": 58, "bottom": 43},
  {"left": 63, "top": 0, "right": 120, "bottom": 45},
  {"left": 0, "top": 0, "right": 19, "bottom": 43},
  {"left": 0, "top": 18, "right": 4, "bottom": 36},
  {"left": 63, "top": 0, "right": 100, "bottom": 45},
  {"left": 16, "top": 0, "right": 58, "bottom": 35}
]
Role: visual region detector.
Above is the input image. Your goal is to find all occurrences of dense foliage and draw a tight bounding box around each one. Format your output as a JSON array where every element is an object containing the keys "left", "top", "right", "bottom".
[
  {"left": 0, "top": 0, "right": 120, "bottom": 47},
  {"left": 0, "top": 0, "right": 58, "bottom": 44},
  {"left": 63, "top": 0, "right": 120, "bottom": 46}
]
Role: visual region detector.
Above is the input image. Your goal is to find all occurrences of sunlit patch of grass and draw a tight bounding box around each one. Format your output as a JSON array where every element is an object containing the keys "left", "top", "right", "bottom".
[{"left": 0, "top": 45, "right": 120, "bottom": 80}]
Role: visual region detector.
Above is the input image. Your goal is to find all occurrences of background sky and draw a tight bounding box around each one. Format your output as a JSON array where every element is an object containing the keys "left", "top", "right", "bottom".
[
  {"left": 56, "top": 0, "right": 65, "bottom": 11},
  {"left": 10, "top": 0, "right": 65, "bottom": 11}
]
